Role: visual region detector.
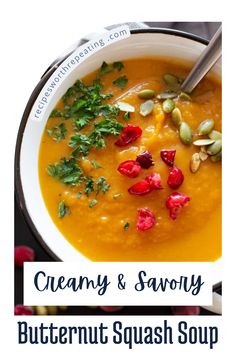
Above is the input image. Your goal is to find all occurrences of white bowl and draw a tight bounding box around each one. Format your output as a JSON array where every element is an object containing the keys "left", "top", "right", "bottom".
[{"left": 15, "top": 28, "right": 221, "bottom": 266}]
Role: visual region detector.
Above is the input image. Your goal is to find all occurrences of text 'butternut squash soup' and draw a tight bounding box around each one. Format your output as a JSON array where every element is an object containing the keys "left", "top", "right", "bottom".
[{"left": 38, "top": 58, "right": 222, "bottom": 261}]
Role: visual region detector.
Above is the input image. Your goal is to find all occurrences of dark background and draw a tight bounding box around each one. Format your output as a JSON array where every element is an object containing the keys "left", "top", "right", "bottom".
[{"left": 15, "top": 22, "right": 221, "bottom": 315}]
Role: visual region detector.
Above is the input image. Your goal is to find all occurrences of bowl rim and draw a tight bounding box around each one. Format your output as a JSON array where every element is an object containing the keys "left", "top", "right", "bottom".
[{"left": 15, "top": 27, "right": 210, "bottom": 262}]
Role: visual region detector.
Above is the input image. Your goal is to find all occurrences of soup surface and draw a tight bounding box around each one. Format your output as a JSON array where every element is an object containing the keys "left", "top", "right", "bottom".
[{"left": 39, "top": 57, "right": 222, "bottom": 261}]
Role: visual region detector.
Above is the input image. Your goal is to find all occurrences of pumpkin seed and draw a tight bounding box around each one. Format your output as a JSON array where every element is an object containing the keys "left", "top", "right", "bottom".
[
  {"left": 138, "top": 89, "right": 156, "bottom": 99},
  {"left": 193, "top": 139, "right": 215, "bottom": 146},
  {"left": 190, "top": 153, "right": 201, "bottom": 173},
  {"left": 179, "top": 91, "right": 192, "bottom": 101},
  {"left": 139, "top": 100, "right": 154, "bottom": 116},
  {"left": 209, "top": 130, "right": 222, "bottom": 140},
  {"left": 171, "top": 107, "right": 183, "bottom": 127},
  {"left": 157, "top": 91, "right": 178, "bottom": 100},
  {"left": 197, "top": 118, "right": 215, "bottom": 135},
  {"left": 115, "top": 101, "right": 135, "bottom": 112},
  {"left": 179, "top": 122, "right": 193, "bottom": 145},
  {"left": 47, "top": 306, "right": 58, "bottom": 315},
  {"left": 207, "top": 139, "right": 222, "bottom": 155},
  {"left": 200, "top": 145, "right": 208, "bottom": 154},
  {"left": 199, "top": 151, "right": 208, "bottom": 161},
  {"left": 163, "top": 73, "right": 179, "bottom": 86},
  {"left": 162, "top": 98, "right": 175, "bottom": 113},
  {"left": 210, "top": 150, "right": 222, "bottom": 162}
]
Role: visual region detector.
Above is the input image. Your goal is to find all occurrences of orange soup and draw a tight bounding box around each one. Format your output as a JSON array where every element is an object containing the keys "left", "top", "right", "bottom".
[{"left": 38, "top": 58, "right": 222, "bottom": 261}]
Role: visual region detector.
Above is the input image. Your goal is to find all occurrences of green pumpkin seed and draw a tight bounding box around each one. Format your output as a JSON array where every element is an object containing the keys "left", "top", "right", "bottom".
[
  {"left": 209, "top": 130, "right": 222, "bottom": 140},
  {"left": 199, "top": 151, "right": 208, "bottom": 161},
  {"left": 207, "top": 139, "right": 222, "bottom": 155},
  {"left": 138, "top": 89, "right": 156, "bottom": 99},
  {"left": 162, "top": 98, "right": 175, "bottom": 113},
  {"left": 210, "top": 150, "right": 222, "bottom": 162},
  {"left": 157, "top": 91, "right": 178, "bottom": 100},
  {"left": 163, "top": 73, "right": 179, "bottom": 86},
  {"left": 139, "top": 100, "right": 154, "bottom": 116},
  {"left": 190, "top": 153, "right": 201, "bottom": 173},
  {"left": 193, "top": 139, "right": 215, "bottom": 146},
  {"left": 115, "top": 101, "right": 135, "bottom": 112},
  {"left": 179, "top": 91, "right": 192, "bottom": 101},
  {"left": 179, "top": 122, "right": 193, "bottom": 145},
  {"left": 197, "top": 118, "right": 215, "bottom": 135},
  {"left": 171, "top": 107, "right": 183, "bottom": 127}
]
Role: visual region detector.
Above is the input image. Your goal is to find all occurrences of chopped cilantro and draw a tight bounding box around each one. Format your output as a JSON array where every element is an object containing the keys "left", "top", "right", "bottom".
[
  {"left": 124, "top": 222, "right": 130, "bottom": 230},
  {"left": 47, "top": 158, "right": 83, "bottom": 186},
  {"left": 113, "top": 61, "right": 124, "bottom": 71},
  {"left": 89, "top": 199, "right": 98, "bottom": 208},
  {"left": 91, "top": 160, "right": 102, "bottom": 169},
  {"left": 113, "top": 75, "right": 128, "bottom": 88},
  {"left": 58, "top": 201, "right": 70, "bottom": 218},
  {"left": 47, "top": 122, "right": 67, "bottom": 141},
  {"left": 96, "top": 177, "right": 110, "bottom": 196},
  {"left": 84, "top": 178, "right": 95, "bottom": 196},
  {"left": 99, "top": 61, "right": 113, "bottom": 76},
  {"left": 123, "top": 111, "right": 130, "bottom": 120},
  {"left": 49, "top": 109, "right": 64, "bottom": 118}
]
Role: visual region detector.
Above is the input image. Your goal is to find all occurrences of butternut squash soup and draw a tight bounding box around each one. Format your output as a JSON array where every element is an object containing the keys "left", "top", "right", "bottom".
[{"left": 38, "top": 58, "right": 222, "bottom": 261}]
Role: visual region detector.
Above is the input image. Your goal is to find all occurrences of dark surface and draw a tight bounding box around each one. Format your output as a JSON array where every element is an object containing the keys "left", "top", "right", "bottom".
[{"left": 15, "top": 22, "right": 221, "bottom": 316}]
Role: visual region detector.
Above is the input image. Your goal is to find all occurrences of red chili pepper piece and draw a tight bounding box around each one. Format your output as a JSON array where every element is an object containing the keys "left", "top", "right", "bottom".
[
  {"left": 115, "top": 125, "right": 142, "bottom": 146},
  {"left": 128, "top": 180, "right": 151, "bottom": 195},
  {"left": 14, "top": 246, "right": 35, "bottom": 267},
  {"left": 167, "top": 166, "right": 184, "bottom": 189},
  {"left": 160, "top": 149, "right": 176, "bottom": 167},
  {"left": 117, "top": 160, "right": 141, "bottom": 178},
  {"left": 145, "top": 173, "right": 163, "bottom": 190},
  {"left": 166, "top": 192, "right": 190, "bottom": 220},
  {"left": 136, "top": 150, "right": 154, "bottom": 169},
  {"left": 137, "top": 208, "right": 156, "bottom": 231},
  {"left": 14, "top": 305, "right": 33, "bottom": 316}
]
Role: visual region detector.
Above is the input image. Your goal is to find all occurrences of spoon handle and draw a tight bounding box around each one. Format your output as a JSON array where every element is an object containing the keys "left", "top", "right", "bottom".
[{"left": 181, "top": 26, "right": 222, "bottom": 93}]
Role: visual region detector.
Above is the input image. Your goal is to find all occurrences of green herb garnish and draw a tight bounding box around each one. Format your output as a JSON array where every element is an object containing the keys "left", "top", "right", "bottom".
[
  {"left": 47, "top": 122, "right": 67, "bottom": 141},
  {"left": 123, "top": 112, "right": 130, "bottom": 120},
  {"left": 99, "top": 61, "right": 113, "bottom": 76},
  {"left": 124, "top": 222, "right": 130, "bottom": 230},
  {"left": 96, "top": 177, "right": 110, "bottom": 196},
  {"left": 91, "top": 160, "right": 102, "bottom": 169},
  {"left": 76, "top": 192, "right": 82, "bottom": 199},
  {"left": 47, "top": 158, "right": 83, "bottom": 186},
  {"left": 58, "top": 201, "right": 70, "bottom": 218},
  {"left": 89, "top": 199, "right": 98, "bottom": 208},
  {"left": 49, "top": 109, "right": 64, "bottom": 118},
  {"left": 113, "top": 61, "right": 124, "bottom": 71},
  {"left": 113, "top": 75, "right": 128, "bottom": 88}
]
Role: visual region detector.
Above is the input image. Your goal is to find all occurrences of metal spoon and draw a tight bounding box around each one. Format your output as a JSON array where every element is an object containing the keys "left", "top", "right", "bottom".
[{"left": 181, "top": 26, "right": 222, "bottom": 93}]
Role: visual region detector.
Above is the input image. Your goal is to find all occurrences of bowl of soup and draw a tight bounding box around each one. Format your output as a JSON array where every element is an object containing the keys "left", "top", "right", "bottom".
[{"left": 15, "top": 28, "right": 222, "bottom": 264}]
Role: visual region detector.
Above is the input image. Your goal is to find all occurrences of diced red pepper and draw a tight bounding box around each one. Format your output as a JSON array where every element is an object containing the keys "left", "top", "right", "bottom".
[
  {"left": 167, "top": 166, "right": 184, "bottom": 189},
  {"left": 166, "top": 192, "right": 190, "bottom": 220},
  {"left": 160, "top": 149, "right": 176, "bottom": 167},
  {"left": 128, "top": 180, "right": 151, "bottom": 195},
  {"left": 14, "top": 246, "right": 35, "bottom": 267},
  {"left": 117, "top": 160, "right": 141, "bottom": 178},
  {"left": 137, "top": 208, "right": 156, "bottom": 231},
  {"left": 115, "top": 125, "right": 142, "bottom": 146},
  {"left": 145, "top": 173, "right": 163, "bottom": 190},
  {"left": 136, "top": 151, "right": 154, "bottom": 169}
]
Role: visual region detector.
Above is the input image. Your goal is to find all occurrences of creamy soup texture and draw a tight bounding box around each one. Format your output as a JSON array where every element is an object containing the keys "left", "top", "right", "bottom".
[{"left": 39, "top": 58, "right": 221, "bottom": 261}]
